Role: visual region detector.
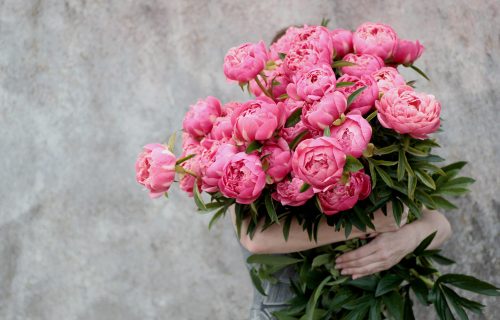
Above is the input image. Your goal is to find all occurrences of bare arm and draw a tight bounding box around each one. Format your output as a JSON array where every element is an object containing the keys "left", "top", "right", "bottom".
[
  {"left": 335, "top": 209, "right": 452, "bottom": 279},
  {"left": 230, "top": 204, "right": 406, "bottom": 254}
]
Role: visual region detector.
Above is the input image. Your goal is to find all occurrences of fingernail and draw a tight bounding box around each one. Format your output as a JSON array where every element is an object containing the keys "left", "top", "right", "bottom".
[
  {"left": 335, "top": 264, "right": 341, "bottom": 269},
  {"left": 341, "top": 269, "right": 347, "bottom": 275},
  {"left": 336, "top": 258, "right": 342, "bottom": 263},
  {"left": 352, "top": 275, "right": 358, "bottom": 280}
]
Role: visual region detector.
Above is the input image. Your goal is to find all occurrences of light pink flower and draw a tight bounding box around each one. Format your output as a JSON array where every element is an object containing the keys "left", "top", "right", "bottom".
[
  {"left": 371, "top": 67, "right": 406, "bottom": 94},
  {"left": 375, "top": 85, "right": 441, "bottom": 139},
  {"left": 291, "top": 137, "right": 346, "bottom": 191},
  {"left": 330, "top": 28, "right": 353, "bottom": 59},
  {"left": 202, "top": 143, "right": 238, "bottom": 192},
  {"left": 336, "top": 74, "right": 379, "bottom": 115},
  {"left": 286, "top": 63, "right": 336, "bottom": 102},
  {"left": 223, "top": 41, "right": 269, "bottom": 82},
  {"left": 331, "top": 111, "right": 372, "bottom": 158},
  {"left": 179, "top": 154, "right": 202, "bottom": 197},
  {"left": 317, "top": 170, "right": 371, "bottom": 215},
  {"left": 272, "top": 177, "right": 314, "bottom": 206},
  {"left": 261, "top": 138, "right": 292, "bottom": 183},
  {"left": 292, "top": 25, "right": 334, "bottom": 61},
  {"left": 182, "top": 96, "right": 222, "bottom": 138},
  {"left": 341, "top": 53, "right": 384, "bottom": 77},
  {"left": 280, "top": 120, "right": 312, "bottom": 145},
  {"left": 392, "top": 39, "right": 425, "bottom": 65},
  {"left": 218, "top": 152, "right": 266, "bottom": 204},
  {"left": 135, "top": 144, "right": 177, "bottom": 198},
  {"left": 301, "top": 91, "right": 347, "bottom": 131},
  {"left": 209, "top": 116, "right": 233, "bottom": 141},
  {"left": 231, "top": 97, "right": 286, "bottom": 143},
  {"left": 269, "top": 26, "right": 303, "bottom": 59},
  {"left": 182, "top": 132, "right": 201, "bottom": 153},
  {"left": 249, "top": 63, "right": 290, "bottom": 99},
  {"left": 283, "top": 42, "right": 331, "bottom": 76},
  {"left": 353, "top": 22, "right": 398, "bottom": 60},
  {"left": 221, "top": 101, "right": 241, "bottom": 116}
]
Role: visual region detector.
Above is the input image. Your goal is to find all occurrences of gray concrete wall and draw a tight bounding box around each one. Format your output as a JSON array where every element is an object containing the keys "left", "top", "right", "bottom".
[{"left": 0, "top": 0, "right": 498, "bottom": 319}]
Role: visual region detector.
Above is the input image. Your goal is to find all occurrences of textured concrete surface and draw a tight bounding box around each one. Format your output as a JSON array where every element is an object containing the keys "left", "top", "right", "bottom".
[{"left": 0, "top": 0, "right": 498, "bottom": 319}]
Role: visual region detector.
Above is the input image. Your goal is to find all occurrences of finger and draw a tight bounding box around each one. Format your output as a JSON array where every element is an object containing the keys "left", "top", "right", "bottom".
[
  {"left": 352, "top": 269, "right": 385, "bottom": 280},
  {"left": 340, "top": 261, "right": 385, "bottom": 277},
  {"left": 336, "top": 242, "right": 378, "bottom": 264},
  {"left": 336, "top": 251, "right": 381, "bottom": 269}
]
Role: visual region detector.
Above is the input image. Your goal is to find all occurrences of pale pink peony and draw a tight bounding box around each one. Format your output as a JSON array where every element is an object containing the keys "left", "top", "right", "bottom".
[
  {"left": 341, "top": 53, "right": 385, "bottom": 77},
  {"left": 291, "top": 137, "right": 346, "bottom": 191},
  {"left": 182, "top": 132, "right": 201, "bottom": 153},
  {"left": 371, "top": 67, "right": 406, "bottom": 95},
  {"left": 218, "top": 152, "right": 266, "bottom": 204},
  {"left": 392, "top": 39, "right": 425, "bottom": 65},
  {"left": 353, "top": 22, "right": 398, "bottom": 60},
  {"left": 182, "top": 96, "right": 222, "bottom": 138},
  {"left": 317, "top": 170, "right": 371, "bottom": 215},
  {"left": 331, "top": 111, "right": 372, "bottom": 158},
  {"left": 202, "top": 143, "right": 239, "bottom": 192},
  {"left": 292, "top": 25, "right": 334, "bottom": 61},
  {"left": 269, "top": 26, "right": 303, "bottom": 59},
  {"left": 261, "top": 138, "right": 292, "bottom": 183},
  {"left": 179, "top": 153, "right": 202, "bottom": 197},
  {"left": 223, "top": 41, "right": 269, "bottom": 82},
  {"left": 221, "top": 101, "right": 241, "bottom": 116},
  {"left": 301, "top": 91, "right": 347, "bottom": 131},
  {"left": 330, "top": 28, "right": 353, "bottom": 59},
  {"left": 135, "top": 144, "right": 177, "bottom": 198},
  {"left": 286, "top": 63, "right": 336, "bottom": 102},
  {"left": 375, "top": 85, "right": 441, "bottom": 139},
  {"left": 231, "top": 97, "right": 286, "bottom": 143},
  {"left": 209, "top": 116, "right": 233, "bottom": 141},
  {"left": 272, "top": 177, "right": 315, "bottom": 206},
  {"left": 336, "top": 74, "right": 379, "bottom": 115},
  {"left": 283, "top": 42, "right": 331, "bottom": 76}
]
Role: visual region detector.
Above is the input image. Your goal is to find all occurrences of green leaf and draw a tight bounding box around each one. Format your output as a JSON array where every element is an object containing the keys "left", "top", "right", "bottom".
[
  {"left": 414, "top": 231, "right": 437, "bottom": 255},
  {"left": 407, "top": 174, "right": 417, "bottom": 200},
  {"left": 441, "top": 161, "right": 467, "bottom": 173},
  {"left": 336, "top": 81, "right": 355, "bottom": 88},
  {"left": 374, "top": 144, "right": 399, "bottom": 155},
  {"left": 312, "top": 254, "right": 332, "bottom": 268},
  {"left": 283, "top": 215, "right": 293, "bottom": 241},
  {"left": 342, "top": 294, "right": 373, "bottom": 310},
  {"left": 247, "top": 254, "right": 303, "bottom": 266},
  {"left": 442, "top": 177, "right": 475, "bottom": 189},
  {"left": 400, "top": 196, "right": 421, "bottom": 218},
  {"left": 401, "top": 150, "right": 414, "bottom": 176},
  {"left": 433, "top": 286, "right": 455, "bottom": 320},
  {"left": 285, "top": 107, "right": 303, "bottom": 128},
  {"left": 438, "top": 274, "right": 500, "bottom": 296},
  {"left": 175, "top": 153, "right": 195, "bottom": 165},
  {"left": 341, "top": 305, "right": 370, "bottom": 320},
  {"left": 406, "top": 80, "right": 417, "bottom": 87},
  {"left": 332, "top": 60, "right": 357, "bottom": 68},
  {"left": 167, "top": 132, "right": 177, "bottom": 152},
  {"left": 369, "top": 299, "right": 382, "bottom": 320},
  {"left": 298, "top": 183, "right": 310, "bottom": 193},
  {"left": 347, "top": 276, "right": 379, "bottom": 291},
  {"left": 382, "top": 291, "right": 404, "bottom": 320},
  {"left": 347, "top": 86, "right": 367, "bottom": 106},
  {"left": 411, "top": 278, "right": 430, "bottom": 306},
  {"left": 407, "top": 146, "right": 428, "bottom": 157},
  {"left": 375, "top": 274, "right": 404, "bottom": 297},
  {"left": 246, "top": 141, "right": 262, "bottom": 153},
  {"left": 235, "top": 203, "right": 243, "bottom": 238},
  {"left": 403, "top": 296, "right": 416, "bottom": 320},
  {"left": 392, "top": 198, "right": 403, "bottom": 226},
  {"left": 264, "top": 191, "right": 279, "bottom": 223},
  {"left": 320, "top": 17, "right": 330, "bottom": 27},
  {"left": 193, "top": 183, "right": 207, "bottom": 211},
  {"left": 208, "top": 206, "right": 227, "bottom": 230},
  {"left": 305, "top": 276, "right": 332, "bottom": 320},
  {"left": 289, "top": 130, "right": 308, "bottom": 150},
  {"left": 368, "top": 160, "right": 377, "bottom": 189},
  {"left": 323, "top": 126, "right": 331, "bottom": 137},
  {"left": 442, "top": 286, "right": 484, "bottom": 314},
  {"left": 365, "top": 110, "right": 378, "bottom": 122},
  {"left": 441, "top": 285, "right": 469, "bottom": 320},
  {"left": 278, "top": 93, "right": 289, "bottom": 100},
  {"left": 429, "top": 253, "right": 456, "bottom": 265},
  {"left": 409, "top": 65, "right": 430, "bottom": 81},
  {"left": 344, "top": 155, "right": 364, "bottom": 173},
  {"left": 436, "top": 187, "right": 470, "bottom": 196},
  {"left": 415, "top": 169, "right": 436, "bottom": 190},
  {"left": 415, "top": 190, "right": 437, "bottom": 209},
  {"left": 249, "top": 267, "right": 267, "bottom": 296},
  {"left": 431, "top": 196, "right": 458, "bottom": 210},
  {"left": 371, "top": 159, "right": 398, "bottom": 166},
  {"left": 279, "top": 53, "right": 286, "bottom": 60},
  {"left": 375, "top": 166, "right": 393, "bottom": 187},
  {"left": 397, "top": 150, "right": 405, "bottom": 181}
]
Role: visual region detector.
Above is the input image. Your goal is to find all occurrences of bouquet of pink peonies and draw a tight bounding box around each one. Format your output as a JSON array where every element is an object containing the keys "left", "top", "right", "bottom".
[{"left": 136, "top": 21, "right": 499, "bottom": 319}]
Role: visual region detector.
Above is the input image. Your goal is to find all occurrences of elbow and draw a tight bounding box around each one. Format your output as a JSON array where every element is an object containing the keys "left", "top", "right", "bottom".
[
  {"left": 240, "top": 235, "right": 269, "bottom": 254},
  {"left": 442, "top": 216, "right": 452, "bottom": 242}
]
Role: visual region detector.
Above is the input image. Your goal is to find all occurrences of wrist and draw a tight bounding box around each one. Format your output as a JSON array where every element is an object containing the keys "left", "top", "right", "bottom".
[{"left": 401, "top": 222, "right": 424, "bottom": 252}]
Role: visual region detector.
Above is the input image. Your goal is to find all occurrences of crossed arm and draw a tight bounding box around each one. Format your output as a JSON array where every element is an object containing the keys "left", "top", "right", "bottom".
[{"left": 231, "top": 206, "right": 451, "bottom": 278}]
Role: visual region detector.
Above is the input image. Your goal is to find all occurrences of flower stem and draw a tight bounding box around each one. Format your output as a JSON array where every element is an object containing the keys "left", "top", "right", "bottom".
[
  {"left": 410, "top": 268, "right": 435, "bottom": 288},
  {"left": 254, "top": 75, "right": 273, "bottom": 99}
]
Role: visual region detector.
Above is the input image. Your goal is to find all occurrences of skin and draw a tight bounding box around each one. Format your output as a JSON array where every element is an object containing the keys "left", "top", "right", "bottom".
[{"left": 231, "top": 206, "right": 451, "bottom": 278}]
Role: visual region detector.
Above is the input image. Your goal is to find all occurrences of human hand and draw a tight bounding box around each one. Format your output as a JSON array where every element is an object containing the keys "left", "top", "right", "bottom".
[
  {"left": 335, "top": 225, "right": 418, "bottom": 279},
  {"left": 369, "top": 203, "right": 408, "bottom": 234}
]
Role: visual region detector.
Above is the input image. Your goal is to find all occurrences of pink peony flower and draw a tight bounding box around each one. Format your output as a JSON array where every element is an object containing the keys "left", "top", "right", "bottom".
[
  {"left": 202, "top": 143, "right": 239, "bottom": 192},
  {"left": 330, "top": 111, "right": 372, "bottom": 158},
  {"left": 231, "top": 97, "right": 286, "bottom": 143},
  {"left": 353, "top": 22, "right": 398, "bottom": 60},
  {"left": 317, "top": 170, "right": 371, "bottom": 215},
  {"left": 269, "top": 26, "right": 303, "bottom": 59},
  {"left": 182, "top": 132, "right": 201, "bottom": 153},
  {"left": 341, "top": 53, "right": 385, "bottom": 77},
  {"left": 179, "top": 154, "right": 202, "bottom": 197},
  {"left": 182, "top": 96, "right": 222, "bottom": 138},
  {"left": 291, "top": 137, "right": 346, "bottom": 191},
  {"left": 292, "top": 25, "right": 334, "bottom": 61},
  {"left": 223, "top": 41, "right": 269, "bottom": 82},
  {"left": 330, "top": 28, "right": 353, "bottom": 59},
  {"left": 280, "top": 120, "right": 312, "bottom": 145},
  {"left": 286, "top": 63, "right": 336, "bottom": 102},
  {"left": 135, "top": 144, "right": 177, "bottom": 198},
  {"left": 249, "top": 63, "right": 290, "bottom": 99},
  {"left": 209, "top": 116, "right": 233, "bottom": 141},
  {"left": 392, "top": 39, "right": 425, "bottom": 65},
  {"left": 221, "top": 101, "right": 241, "bottom": 116},
  {"left": 261, "top": 138, "right": 292, "bottom": 183},
  {"left": 301, "top": 91, "right": 347, "bottom": 131},
  {"left": 218, "top": 152, "right": 266, "bottom": 204},
  {"left": 375, "top": 85, "right": 441, "bottom": 139},
  {"left": 283, "top": 42, "right": 331, "bottom": 76},
  {"left": 272, "top": 177, "right": 314, "bottom": 206},
  {"left": 336, "top": 74, "right": 379, "bottom": 115},
  {"left": 371, "top": 67, "right": 406, "bottom": 95}
]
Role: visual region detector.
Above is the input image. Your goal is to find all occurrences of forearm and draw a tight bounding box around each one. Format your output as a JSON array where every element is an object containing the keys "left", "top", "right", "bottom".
[
  {"left": 230, "top": 206, "right": 365, "bottom": 254},
  {"left": 404, "top": 209, "right": 452, "bottom": 251}
]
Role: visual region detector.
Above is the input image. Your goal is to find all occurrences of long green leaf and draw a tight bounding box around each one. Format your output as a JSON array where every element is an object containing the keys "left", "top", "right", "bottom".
[
  {"left": 247, "top": 254, "right": 303, "bottom": 266},
  {"left": 193, "top": 183, "right": 207, "bottom": 211},
  {"left": 347, "top": 86, "right": 367, "bottom": 106},
  {"left": 375, "top": 166, "right": 394, "bottom": 187},
  {"left": 438, "top": 274, "right": 500, "bottom": 296},
  {"left": 305, "top": 276, "right": 332, "bottom": 320},
  {"left": 265, "top": 192, "right": 279, "bottom": 223},
  {"left": 332, "top": 60, "right": 357, "bottom": 68},
  {"left": 382, "top": 291, "right": 404, "bottom": 320},
  {"left": 249, "top": 267, "right": 267, "bottom": 296},
  {"left": 415, "top": 169, "right": 436, "bottom": 190},
  {"left": 414, "top": 231, "right": 437, "bottom": 255},
  {"left": 285, "top": 107, "right": 303, "bottom": 128},
  {"left": 375, "top": 274, "right": 404, "bottom": 297},
  {"left": 409, "top": 65, "right": 430, "bottom": 81}
]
